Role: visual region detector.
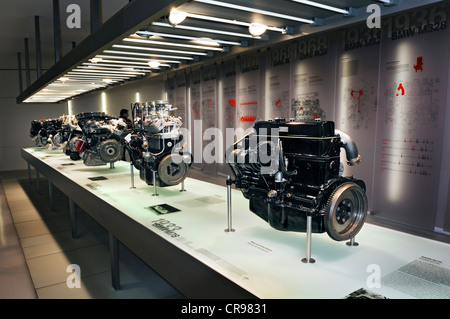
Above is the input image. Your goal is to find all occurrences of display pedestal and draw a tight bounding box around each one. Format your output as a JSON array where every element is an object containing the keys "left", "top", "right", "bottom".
[{"left": 21, "top": 147, "right": 450, "bottom": 299}]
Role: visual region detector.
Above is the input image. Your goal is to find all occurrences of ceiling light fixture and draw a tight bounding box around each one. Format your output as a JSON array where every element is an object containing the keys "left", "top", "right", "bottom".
[
  {"left": 148, "top": 61, "right": 161, "bottom": 69},
  {"left": 178, "top": 12, "right": 287, "bottom": 34},
  {"left": 104, "top": 49, "right": 194, "bottom": 60},
  {"left": 96, "top": 54, "right": 182, "bottom": 64},
  {"left": 152, "top": 22, "right": 257, "bottom": 39},
  {"left": 377, "top": 0, "right": 398, "bottom": 5},
  {"left": 71, "top": 69, "right": 145, "bottom": 75},
  {"left": 77, "top": 66, "right": 152, "bottom": 73},
  {"left": 248, "top": 23, "right": 268, "bottom": 37},
  {"left": 113, "top": 44, "right": 208, "bottom": 56},
  {"left": 83, "top": 62, "right": 155, "bottom": 70},
  {"left": 290, "top": 0, "right": 349, "bottom": 14},
  {"left": 168, "top": 9, "right": 188, "bottom": 26},
  {"left": 124, "top": 37, "right": 224, "bottom": 51},
  {"left": 193, "top": 0, "right": 314, "bottom": 24},
  {"left": 86, "top": 59, "right": 170, "bottom": 67},
  {"left": 135, "top": 31, "right": 241, "bottom": 46}
]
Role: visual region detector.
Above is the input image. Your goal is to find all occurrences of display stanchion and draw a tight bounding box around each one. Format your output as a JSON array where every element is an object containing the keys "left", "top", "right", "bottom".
[
  {"left": 129, "top": 163, "right": 136, "bottom": 189},
  {"left": 301, "top": 214, "right": 315, "bottom": 264},
  {"left": 27, "top": 163, "right": 32, "bottom": 184},
  {"left": 36, "top": 170, "right": 41, "bottom": 194},
  {"left": 346, "top": 237, "right": 359, "bottom": 247},
  {"left": 225, "top": 176, "right": 235, "bottom": 232},
  {"left": 109, "top": 162, "right": 115, "bottom": 169},
  {"left": 48, "top": 181, "right": 55, "bottom": 213},
  {"left": 152, "top": 171, "right": 159, "bottom": 196},
  {"left": 109, "top": 232, "right": 120, "bottom": 290},
  {"left": 69, "top": 199, "right": 78, "bottom": 239},
  {"left": 180, "top": 180, "right": 186, "bottom": 192}
]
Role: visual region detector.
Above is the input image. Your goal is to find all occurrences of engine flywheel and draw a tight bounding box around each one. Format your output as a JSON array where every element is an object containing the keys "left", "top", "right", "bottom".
[{"left": 325, "top": 182, "right": 368, "bottom": 241}]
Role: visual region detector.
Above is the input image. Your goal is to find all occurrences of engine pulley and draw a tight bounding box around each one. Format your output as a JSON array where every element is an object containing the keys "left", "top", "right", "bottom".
[
  {"left": 157, "top": 154, "right": 189, "bottom": 186},
  {"left": 98, "top": 139, "right": 124, "bottom": 163}
]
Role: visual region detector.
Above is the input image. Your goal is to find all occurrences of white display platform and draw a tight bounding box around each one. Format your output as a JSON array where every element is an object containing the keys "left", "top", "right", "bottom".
[{"left": 22, "top": 147, "right": 450, "bottom": 299}]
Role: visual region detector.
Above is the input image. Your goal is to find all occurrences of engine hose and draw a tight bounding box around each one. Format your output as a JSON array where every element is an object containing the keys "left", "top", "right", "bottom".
[{"left": 335, "top": 129, "right": 361, "bottom": 166}]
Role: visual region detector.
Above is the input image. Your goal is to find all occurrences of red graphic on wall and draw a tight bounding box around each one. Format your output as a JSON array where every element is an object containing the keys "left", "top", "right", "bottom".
[
  {"left": 396, "top": 83, "right": 405, "bottom": 96},
  {"left": 350, "top": 89, "right": 364, "bottom": 113},
  {"left": 275, "top": 99, "right": 282, "bottom": 108},
  {"left": 192, "top": 104, "right": 199, "bottom": 117},
  {"left": 413, "top": 56, "right": 423, "bottom": 72},
  {"left": 227, "top": 99, "right": 235, "bottom": 120},
  {"left": 240, "top": 116, "right": 257, "bottom": 122}
]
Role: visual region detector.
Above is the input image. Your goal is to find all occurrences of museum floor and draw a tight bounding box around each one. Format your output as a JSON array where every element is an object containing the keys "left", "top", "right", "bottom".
[{"left": 0, "top": 169, "right": 201, "bottom": 299}]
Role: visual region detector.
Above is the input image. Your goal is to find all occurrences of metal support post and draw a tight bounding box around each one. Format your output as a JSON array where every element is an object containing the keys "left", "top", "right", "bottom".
[
  {"left": 48, "top": 181, "right": 55, "bottom": 212},
  {"left": 130, "top": 163, "right": 136, "bottom": 189},
  {"left": 17, "top": 53, "right": 23, "bottom": 93},
  {"left": 225, "top": 176, "right": 235, "bottom": 232},
  {"left": 24, "top": 38, "right": 30, "bottom": 88},
  {"left": 180, "top": 180, "right": 186, "bottom": 192},
  {"left": 27, "top": 163, "right": 32, "bottom": 183},
  {"left": 346, "top": 237, "right": 359, "bottom": 247},
  {"left": 53, "top": 0, "right": 62, "bottom": 63},
  {"left": 69, "top": 199, "right": 78, "bottom": 239},
  {"left": 109, "top": 232, "right": 120, "bottom": 290},
  {"left": 301, "top": 215, "right": 315, "bottom": 264},
  {"left": 36, "top": 170, "right": 41, "bottom": 194},
  {"left": 152, "top": 171, "right": 159, "bottom": 196},
  {"left": 35, "top": 16, "right": 42, "bottom": 78}
]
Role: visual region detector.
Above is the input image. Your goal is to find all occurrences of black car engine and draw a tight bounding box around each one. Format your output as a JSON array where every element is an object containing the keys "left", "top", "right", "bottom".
[
  {"left": 30, "top": 117, "right": 63, "bottom": 147},
  {"left": 226, "top": 118, "right": 368, "bottom": 241},
  {"left": 74, "top": 112, "right": 128, "bottom": 166},
  {"left": 125, "top": 100, "right": 191, "bottom": 187}
]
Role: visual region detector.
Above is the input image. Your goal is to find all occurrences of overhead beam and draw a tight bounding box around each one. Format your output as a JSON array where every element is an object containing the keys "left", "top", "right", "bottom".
[{"left": 17, "top": 0, "right": 189, "bottom": 104}]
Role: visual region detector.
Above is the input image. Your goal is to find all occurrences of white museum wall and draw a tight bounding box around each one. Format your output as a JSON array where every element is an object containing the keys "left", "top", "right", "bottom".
[
  {"left": 0, "top": 70, "right": 66, "bottom": 171},
  {"left": 2, "top": 2, "right": 449, "bottom": 236}
]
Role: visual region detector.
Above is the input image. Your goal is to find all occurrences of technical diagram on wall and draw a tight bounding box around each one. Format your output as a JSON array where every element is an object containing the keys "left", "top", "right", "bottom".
[
  {"left": 266, "top": 48, "right": 291, "bottom": 120},
  {"left": 218, "top": 60, "right": 237, "bottom": 175},
  {"left": 173, "top": 72, "right": 187, "bottom": 123},
  {"left": 290, "top": 33, "right": 335, "bottom": 122},
  {"left": 334, "top": 23, "right": 380, "bottom": 201},
  {"left": 189, "top": 69, "right": 202, "bottom": 168},
  {"left": 201, "top": 64, "right": 218, "bottom": 173},
  {"left": 236, "top": 53, "right": 260, "bottom": 138},
  {"left": 373, "top": 3, "right": 449, "bottom": 230}
]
